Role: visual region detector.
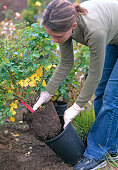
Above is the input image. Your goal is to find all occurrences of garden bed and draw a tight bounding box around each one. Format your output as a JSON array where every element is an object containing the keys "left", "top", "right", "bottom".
[
  {"left": 0, "top": 112, "right": 117, "bottom": 170},
  {"left": 0, "top": 121, "right": 73, "bottom": 170}
]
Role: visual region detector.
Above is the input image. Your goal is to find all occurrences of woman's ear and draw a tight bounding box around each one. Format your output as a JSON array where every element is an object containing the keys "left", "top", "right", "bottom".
[{"left": 72, "top": 23, "right": 77, "bottom": 30}]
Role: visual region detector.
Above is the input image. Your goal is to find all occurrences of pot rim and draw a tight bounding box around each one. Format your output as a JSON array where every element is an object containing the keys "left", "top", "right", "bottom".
[
  {"left": 44, "top": 123, "right": 71, "bottom": 143},
  {"left": 53, "top": 100, "right": 68, "bottom": 106}
]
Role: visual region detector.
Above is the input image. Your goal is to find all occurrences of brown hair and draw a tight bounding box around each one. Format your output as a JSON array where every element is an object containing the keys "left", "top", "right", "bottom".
[{"left": 41, "top": 0, "right": 88, "bottom": 32}]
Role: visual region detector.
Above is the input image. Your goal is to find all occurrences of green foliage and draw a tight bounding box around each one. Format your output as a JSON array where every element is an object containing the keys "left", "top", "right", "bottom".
[
  {"left": 0, "top": 20, "right": 90, "bottom": 125},
  {"left": 28, "top": 0, "right": 38, "bottom": 7},
  {"left": 21, "top": 0, "right": 40, "bottom": 25},
  {"left": 73, "top": 103, "right": 95, "bottom": 144},
  {"left": 0, "top": 21, "right": 58, "bottom": 124},
  {"left": 105, "top": 153, "right": 118, "bottom": 168},
  {"left": 21, "top": 0, "right": 53, "bottom": 25},
  {"left": 21, "top": 9, "right": 36, "bottom": 25}
]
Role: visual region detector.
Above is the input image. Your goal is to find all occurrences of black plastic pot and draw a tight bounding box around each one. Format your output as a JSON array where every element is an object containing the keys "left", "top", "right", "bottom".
[
  {"left": 44, "top": 122, "right": 85, "bottom": 165},
  {"left": 54, "top": 101, "right": 68, "bottom": 116},
  {"left": 54, "top": 101, "right": 68, "bottom": 125}
]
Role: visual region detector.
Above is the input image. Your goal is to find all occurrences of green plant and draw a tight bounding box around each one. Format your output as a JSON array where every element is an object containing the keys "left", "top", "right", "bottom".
[
  {"left": 0, "top": 21, "right": 90, "bottom": 125},
  {"left": 73, "top": 102, "right": 95, "bottom": 144},
  {"left": 21, "top": 0, "right": 42, "bottom": 25},
  {"left": 21, "top": 9, "right": 36, "bottom": 25},
  {"left": 0, "top": 21, "right": 58, "bottom": 124},
  {"left": 105, "top": 153, "right": 118, "bottom": 169}
]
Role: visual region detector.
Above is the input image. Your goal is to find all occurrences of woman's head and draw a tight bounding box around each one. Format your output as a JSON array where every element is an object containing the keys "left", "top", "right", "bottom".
[
  {"left": 42, "top": 0, "right": 76, "bottom": 32},
  {"left": 42, "top": 0, "right": 87, "bottom": 43}
]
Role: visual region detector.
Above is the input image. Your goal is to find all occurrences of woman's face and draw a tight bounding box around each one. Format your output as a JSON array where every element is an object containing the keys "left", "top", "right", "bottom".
[{"left": 44, "top": 24, "right": 77, "bottom": 44}]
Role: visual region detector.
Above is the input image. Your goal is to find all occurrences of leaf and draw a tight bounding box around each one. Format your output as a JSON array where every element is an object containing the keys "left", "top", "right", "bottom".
[
  {"left": 44, "top": 46, "right": 51, "bottom": 50},
  {"left": 33, "top": 52, "right": 40, "bottom": 58},
  {"left": 0, "top": 120, "right": 5, "bottom": 125},
  {"left": 7, "top": 110, "right": 12, "bottom": 116}
]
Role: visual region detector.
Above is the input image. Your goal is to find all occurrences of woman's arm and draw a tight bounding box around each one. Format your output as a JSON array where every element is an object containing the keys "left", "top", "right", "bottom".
[
  {"left": 46, "top": 37, "right": 74, "bottom": 95},
  {"left": 76, "top": 30, "right": 107, "bottom": 108}
]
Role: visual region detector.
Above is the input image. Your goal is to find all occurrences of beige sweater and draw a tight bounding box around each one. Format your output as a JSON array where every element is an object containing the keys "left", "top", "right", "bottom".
[{"left": 46, "top": 0, "right": 118, "bottom": 108}]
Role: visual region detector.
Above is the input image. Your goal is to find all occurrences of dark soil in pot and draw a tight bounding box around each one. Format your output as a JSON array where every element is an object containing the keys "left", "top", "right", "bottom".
[{"left": 23, "top": 101, "right": 62, "bottom": 141}]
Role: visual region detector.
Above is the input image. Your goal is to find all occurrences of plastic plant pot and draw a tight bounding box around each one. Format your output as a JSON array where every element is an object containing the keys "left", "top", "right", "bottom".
[
  {"left": 54, "top": 101, "right": 68, "bottom": 125},
  {"left": 44, "top": 122, "right": 85, "bottom": 165},
  {"left": 54, "top": 101, "right": 68, "bottom": 116}
]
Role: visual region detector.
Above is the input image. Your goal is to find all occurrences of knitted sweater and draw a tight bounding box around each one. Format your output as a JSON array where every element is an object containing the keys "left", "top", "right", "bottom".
[{"left": 46, "top": 0, "right": 118, "bottom": 108}]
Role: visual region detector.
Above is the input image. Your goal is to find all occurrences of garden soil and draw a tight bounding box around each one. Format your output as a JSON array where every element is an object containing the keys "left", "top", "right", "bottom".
[
  {"left": 0, "top": 103, "right": 116, "bottom": 170},
  {"left": 0, "top": 122, "right": 73, "bottom": 170},
  {"left": 0, "top": 101, "right": 73, "bottom": 170}
]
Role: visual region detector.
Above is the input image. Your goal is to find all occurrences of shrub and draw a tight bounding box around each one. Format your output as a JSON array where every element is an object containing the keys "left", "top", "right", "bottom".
[
  {"left": 0, "top": 21, "right": 58, "bottom": 124},
  {"left": 0, "top": 20, "right": 90, "bottom": 125}
]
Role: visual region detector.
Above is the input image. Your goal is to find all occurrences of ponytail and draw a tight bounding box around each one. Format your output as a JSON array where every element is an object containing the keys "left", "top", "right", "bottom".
[{"left": 73, "top": 3, "right": 88, "bottom": 15}]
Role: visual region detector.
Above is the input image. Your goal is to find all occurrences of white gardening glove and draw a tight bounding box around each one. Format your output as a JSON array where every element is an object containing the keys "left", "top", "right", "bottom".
[
  {"left": 33, "top": 91, "right": 52, "bottom": 111},
  {"left": 64, "top": 102, "right": 84, "bottom": 129}
]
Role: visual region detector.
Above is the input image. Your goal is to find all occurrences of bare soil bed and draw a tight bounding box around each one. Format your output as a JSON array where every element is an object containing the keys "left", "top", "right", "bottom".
[
  {"left": 0, "top": 102, "right": 117, "bottom": 170},
  {"left": 0, "top": 101, "right": 73, "bottom": 170},
  {"left": 0, "top": 121, "right": 73, "bottom": 170}
]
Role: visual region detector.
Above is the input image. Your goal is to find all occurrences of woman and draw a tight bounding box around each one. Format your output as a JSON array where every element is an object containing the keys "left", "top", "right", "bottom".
[{"left": 33, "top": 0, "right": 118, "bottom": 169}]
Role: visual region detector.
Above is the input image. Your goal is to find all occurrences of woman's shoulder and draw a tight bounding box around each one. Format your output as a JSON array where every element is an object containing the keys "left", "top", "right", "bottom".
[{"left": 78, "top": 0, "right": 118, "bottom": 33}]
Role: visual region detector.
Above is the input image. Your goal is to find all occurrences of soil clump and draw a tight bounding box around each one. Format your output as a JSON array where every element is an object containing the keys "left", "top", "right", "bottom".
[{"left": 23, "top": 101, "right": 62, "bottom": 141}]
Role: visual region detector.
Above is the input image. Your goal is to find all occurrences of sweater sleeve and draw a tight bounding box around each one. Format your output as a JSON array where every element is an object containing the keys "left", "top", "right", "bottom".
[
  {"left": 46, "top": 37, "right": 74, "bottom": 95},
  {"left": 76, "top": 30, "right": 107, "bottom": 108}
]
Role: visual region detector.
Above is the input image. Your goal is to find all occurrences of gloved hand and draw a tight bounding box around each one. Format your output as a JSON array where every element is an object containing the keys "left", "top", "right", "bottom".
[
  {"left": 64, "top": 102, "right": 84, "bottom": 129},
  {"left": 33, "top": 91, "right": 52, "bottom": 111}
]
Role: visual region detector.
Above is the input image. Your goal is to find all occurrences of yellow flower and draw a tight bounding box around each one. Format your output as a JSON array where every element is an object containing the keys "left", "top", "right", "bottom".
[
  {"left": 45, "top": 65, "right": 50, "bottom": 72},
  {"left": 15, "top": 100, "right": 18, "bottom": 103},
  {"left": 18, "top": 78, "right": 30, "bottom": 87},
  {"left": 42, "top": 80, "right": 46, "bottom": 87},
  {"left": 36, "top": 67, "right": 42, "bottom": 77},
  {"left": 23, "top": 78, "right": 30, "bottom": 87},
  {"left": 29, "top": 80, "right": 36, "bottom": 87},
  {"left": 51, "top": 96, "right": 57, "bottom": 101},
  {"left": 8, "top": 89, "right": 13, "bottom": 93},
  {"left": 18, "top": 80, "right": 24, "bottom": 87},
  {"left": 10, "top": 107, "right": 14, "bottom": 111},
  {"left": 35, "top": 76, "right": 41, "bottom": 81},
  {"left": 12, "top": 110, "right": 16, "bottom": 115},
  {"left": 45, "top": 65, "right": 56, "bottom": 72},
  {"left": 10, "top": 103, "right": 17, "bottom": 109},
  {"left": 52, "top": 65, "right": 56, "bottom": 67},
  {"left": 10, "top": 116, "right": 15, "bottom": 122},
  {"left": 13, "top": 104, "right": 17, "bottom": 108},
  {"left": 10, "top": 103, "right": 15, "bottom": 107},
  {"left": 30, "top": 73, "right": 37, "bottom": 80},
  {"left": 35, "top": 1, "right": 41, "bottom": 7},
  {"left": 10, "top": 105, "right": 17, "bottom": 115}
]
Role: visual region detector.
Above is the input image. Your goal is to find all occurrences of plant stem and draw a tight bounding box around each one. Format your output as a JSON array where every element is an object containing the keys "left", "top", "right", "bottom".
[{"left": 13, "top": 92, "right": 28, "bottom": 102}]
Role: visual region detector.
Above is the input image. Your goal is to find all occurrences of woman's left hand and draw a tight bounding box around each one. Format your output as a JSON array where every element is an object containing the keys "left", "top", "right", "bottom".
[{"left": 64, "top": 102, "right": 84, "bottom": 129}]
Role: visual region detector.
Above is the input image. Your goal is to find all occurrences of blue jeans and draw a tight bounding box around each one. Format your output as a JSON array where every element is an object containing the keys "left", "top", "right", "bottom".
[{"left": 84, "top": 45, "right": 118, "bottom": 160}]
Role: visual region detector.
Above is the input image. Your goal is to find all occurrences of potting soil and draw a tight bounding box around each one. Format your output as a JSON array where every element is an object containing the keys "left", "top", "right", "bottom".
[{"left": 23, "top": 101, "right": 62, "bottom": 141}]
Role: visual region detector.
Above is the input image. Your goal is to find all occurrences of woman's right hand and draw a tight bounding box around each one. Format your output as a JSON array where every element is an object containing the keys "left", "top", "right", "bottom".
[{"left": 33, "top": 91, "right": 52, "bottom": 111}]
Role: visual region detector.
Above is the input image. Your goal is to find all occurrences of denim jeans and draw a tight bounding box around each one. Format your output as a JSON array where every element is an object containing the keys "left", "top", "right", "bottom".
[{"left": 84, "top": 44, "right": 118, "bottom": 160}]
